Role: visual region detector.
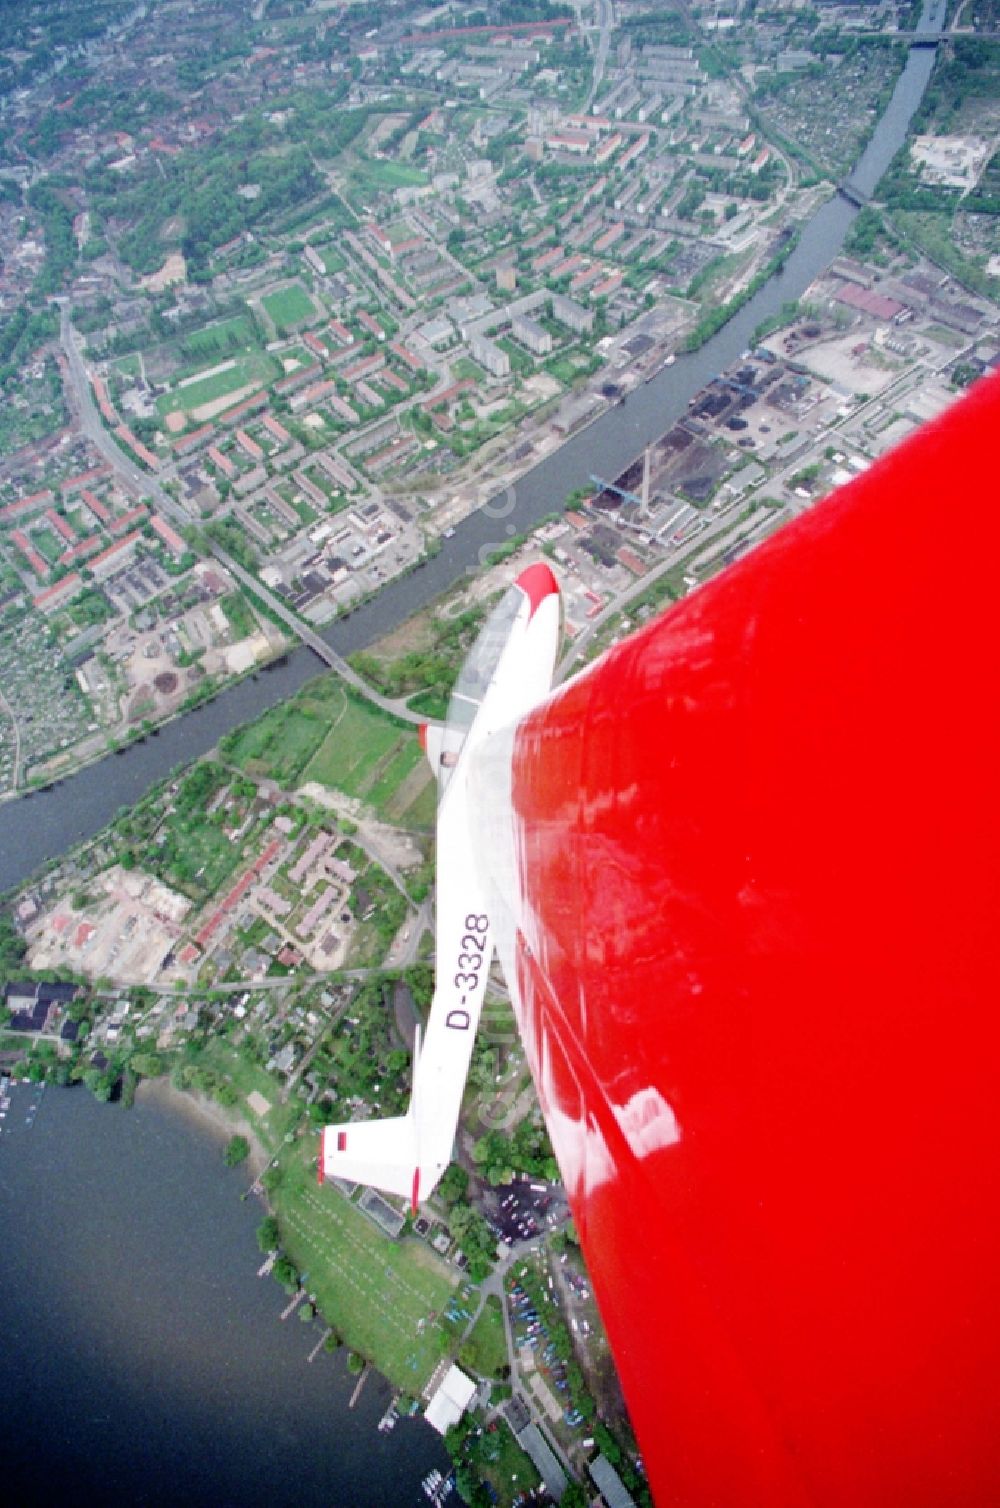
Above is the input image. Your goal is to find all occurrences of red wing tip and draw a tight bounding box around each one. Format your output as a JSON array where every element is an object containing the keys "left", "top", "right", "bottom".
[
  {"left": 515, "top": 562, "right": 559, "bottom": 620},
  {"left": 317, "top": 1135, "right": 325, "bottom": 1185},
  {"left": 411, "top": 1167, "right": 421, "bottom": 1214},
  {"left": 418, "top": 722, "right": 428, "bottom": 752}
]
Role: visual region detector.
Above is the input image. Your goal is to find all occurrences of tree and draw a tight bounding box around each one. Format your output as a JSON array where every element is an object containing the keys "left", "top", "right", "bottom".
[
  {"left": 454, "top": 1464, "right": 481, "bottom": 1503},
  {"left": 272, "top": 1257, "right": 299, "bottom": 1292},
  {"left": 256, "top": 1216, "right": 280, "bottom": 1252},
  {"left": 130, "top": 1051, "right": 164, "bottom": 1079},
  {"left": 346, "top": 1351, "right": 364, "bottom": 1374},
  {"left": 224, "top": 1134, "right": 250, "bottom": 1166},
  {"left": 437, "top": 1162, "right": 469, "bottom": 1207}
]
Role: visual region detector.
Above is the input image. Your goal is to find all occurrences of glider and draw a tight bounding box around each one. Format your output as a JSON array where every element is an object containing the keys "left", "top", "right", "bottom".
[{"left": 327, "top": 369, "right": 1000, "bottom": 1505}]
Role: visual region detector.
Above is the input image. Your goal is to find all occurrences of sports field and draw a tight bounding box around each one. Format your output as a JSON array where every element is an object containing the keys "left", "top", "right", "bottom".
[
  {"left": 157, "top": 350, "right": 276, "bottom": 417},
  {"left": 355, "top": 159, "right": 428, "bottom": 190},
  {"left": 261, "top": 283, "right": 317, "bottom": 331},
  {"left": 180, "top": 315, "right": 259, "bottom": 361}
]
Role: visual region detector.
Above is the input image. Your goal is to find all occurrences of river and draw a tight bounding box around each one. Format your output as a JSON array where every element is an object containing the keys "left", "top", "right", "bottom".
[
  {"left": 0, "top": 14, "right": 943, "bottom": 897},
  {"left": 0, "top": 1080, "right": 449, "bottom": 1505}
]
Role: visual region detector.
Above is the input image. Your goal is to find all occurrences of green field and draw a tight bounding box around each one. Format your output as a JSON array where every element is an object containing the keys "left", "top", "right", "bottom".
[
  {"left": 315, "top": 245, "right": 346, "bottom": 274},
  {"left": 277, "top": 344, "right": 313, "bottom": 370},
  {"left": 224, "top": 701, "right": 329, "bottom": 786},
  {"left": 299, "top": 690, "right": 421, "bottom": 806},
  {"left": 180, "top": 315, "right": 259, "bottom": 360},
  {"left": 276, "top": 1151, "right": 457, "bottom": 1389},
  {"left": 302, "top": 697, "right": 417, "bottom": 800},
  {"left": 110, "top": 353, "right": 142, "bottom": 380},
  {"left": 364, "top": 741, "right": 424, "bottom": 808},
  {"left": 452, "top": 357, "right": 485, "bottom": 381},
  {"left": 352, "top": 159, "right": 429, "bottom": 192},
  {"left": 220, "top": 677, "right": 425, "bottom": 818},
  {"left": 459, "top": 1294, "right": 508, "bottom": 1380},
  {"left": 32, "top": 524, "right": 64, "bottom": 565},
  {"left": 157, "top": 350, "right": 277, "bottom": 417},
  {"left": 261, "top": 283, "right": 317, "bottom": 331},
  {"left": 195, "top": 1039, "right": 303, "bottom": 1149},
  {"left": 395, "top": 775, "right": 437, "bottom": 829}
]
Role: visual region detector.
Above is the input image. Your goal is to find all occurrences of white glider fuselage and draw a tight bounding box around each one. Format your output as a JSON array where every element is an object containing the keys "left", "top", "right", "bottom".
[{"left": 319, "top": 565, "right": 560, "bottom": 1209}]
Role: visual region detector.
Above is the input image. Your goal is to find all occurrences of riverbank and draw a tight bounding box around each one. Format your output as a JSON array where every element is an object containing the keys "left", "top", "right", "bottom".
[{"left": 137, "top": 1074, "right": 270, "bottom": 1183}]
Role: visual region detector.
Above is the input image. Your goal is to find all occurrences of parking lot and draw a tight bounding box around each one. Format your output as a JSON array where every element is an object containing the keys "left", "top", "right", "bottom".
[{"left": 484, "top": 1177, "right": 569, "bottom": 1246}]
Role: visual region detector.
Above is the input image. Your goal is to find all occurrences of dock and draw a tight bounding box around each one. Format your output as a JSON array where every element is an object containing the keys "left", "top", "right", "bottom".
[
  {"left": 348, "top": 1362, "right": 371, "bottom": 1408},
  {"left": 280, "top": 1289, "right": 307, "bottom": 1321},
  {"left": 307, "top": 1327, "right": 333, "bottom": 1363}
]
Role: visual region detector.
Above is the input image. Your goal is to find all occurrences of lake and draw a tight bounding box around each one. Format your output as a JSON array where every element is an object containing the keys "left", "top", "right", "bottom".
[{"left": 0, "top": 1079, "right": 449, "bottom": 1506}]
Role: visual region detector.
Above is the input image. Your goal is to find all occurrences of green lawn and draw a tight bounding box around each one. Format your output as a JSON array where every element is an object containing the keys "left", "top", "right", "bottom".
[
  {"left": 452, "top": 357, "right": 485, "bottom": 381},
  {"left": 219, "top": 675, "right": 428, "bottom": 816},
  {"left": 353, "top": 159, "right": 429, "bottom": 190},
  {"left": 315, "top": 246, "right": 346, "bottom": 274},
  {"left": 225, "top": 702, "right": 329, "bottom": 785},
  {"left": 197, "top": 1038, "right": 303, "bottom": 1150},
  {"left": 275, "top": 1149, "right": 457, "bottom": 1390},
  {"left": 221, "top": 681, "right": 419, "bottom": 820},
  {"left": 32, "top": 525, "right": 64, "bottom": 565},
  {"left": 300, "top": 694, "right": 415, "bottom": 803},
  {"left": 363, "top": 740, "right": 424, "bottom": 808},
  {"left": 110, "top": 353, "right": 142, "bottom": 379},
  {"left": 261, "top": 283, "right": 317, "bottom": 332},
  {"left": 278, "top": 344, "right": 313, "bottom": 370},
  {"left": 459, "top": 1294, "right": 508, "bottom": 1380},
  {"left": 181, "top": 315, "right": 259, "bottom": 360},
  {"left": 397, "top": 776, "right": 437, "bottom": 830},
  {"left": 544, "top": 355, "right": 578, "bottom": 386}
]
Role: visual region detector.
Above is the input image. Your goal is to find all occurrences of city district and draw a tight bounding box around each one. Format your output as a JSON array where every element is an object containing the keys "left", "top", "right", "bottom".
[{"left": 2, "top": 0, "right": 1000, "bottom": 1504}]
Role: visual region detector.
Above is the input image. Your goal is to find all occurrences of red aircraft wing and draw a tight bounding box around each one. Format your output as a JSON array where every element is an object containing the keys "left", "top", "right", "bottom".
[{"left": 486, "top": 370, "right": 1000, "bottom": 1505}]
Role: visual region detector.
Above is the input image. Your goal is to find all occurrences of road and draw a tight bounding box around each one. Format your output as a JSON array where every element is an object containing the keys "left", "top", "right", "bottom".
[
  {"left": 220, "top": 553, "right": 424, "bottom": 725},
  {"left": 583, "top": 0, "right": 614, "bottom": 113},
  {"left": 460, "top": 1244, "right": 580, "bottom": 1488}
]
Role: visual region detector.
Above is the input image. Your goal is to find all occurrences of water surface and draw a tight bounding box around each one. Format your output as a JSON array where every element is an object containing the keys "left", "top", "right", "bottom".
[{"left": 0, "top": 1082, "right": 448, "bottom": 1507}]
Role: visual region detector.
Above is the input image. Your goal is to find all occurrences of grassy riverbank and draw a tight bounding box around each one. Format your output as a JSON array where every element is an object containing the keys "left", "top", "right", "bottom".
[{"left": 143, "top": 1040, "right": 460, "bottom": 1395}]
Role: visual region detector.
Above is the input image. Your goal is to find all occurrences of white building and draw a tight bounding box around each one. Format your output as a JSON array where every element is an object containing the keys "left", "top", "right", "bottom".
[
  {"left": 470, "top": 332, "right": 510, "bottom": 379},
  {"left": 512, "top": 315, "right": 552, "bottom": 357},
  {"left": 424, "top": 1365, "right": 477, "bottom": 1435}
]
